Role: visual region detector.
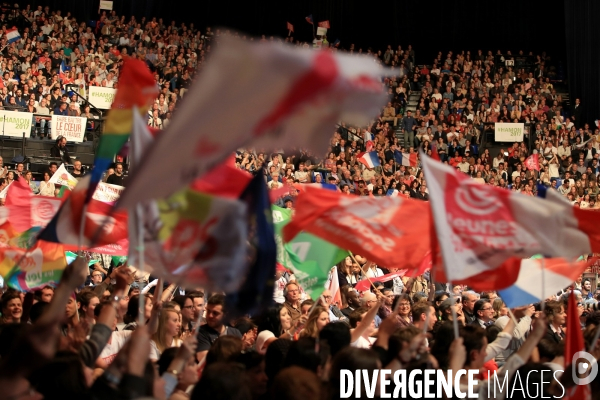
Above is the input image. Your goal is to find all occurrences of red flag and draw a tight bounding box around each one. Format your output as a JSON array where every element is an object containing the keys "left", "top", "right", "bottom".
[
  {"left": 406, "top": 251, "right": 433, "bottom": 278},
  {"left": 365, "top": 140, "right": 374, "bottom": 152},
  {"left": 564, "top": 290, "right": 592, "bottom": 400},
  {"left": 433, "top": 255, "right": 522, "bottom": 292},
  {"left": 190, "top": 163, "right": 252, "bottom": 199},
  {"left": 430, "top": 141, "right": 440, "bottom": 161},
  {"left": 286, "top": 22, "right": 294, "bottom": 32},
  {"left": 354, "top": 270, "right": 407, "bottom": 292},
  {"left": 524, "top": 153, "right": 540, "bottom": 171},
  {"left": 283, "top": 186, "right": 431, "bottom": 271},
  {"left": 318, "top": 20, "right": 331, "bottom": 29}
]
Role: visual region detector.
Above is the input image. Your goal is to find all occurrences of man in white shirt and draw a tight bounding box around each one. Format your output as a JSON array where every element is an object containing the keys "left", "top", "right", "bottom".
[
  {"left": 294, "top": 163, "right": 309, "bottom": 183},
  {"left": 557, "top": 141, "right": 571, "bottom": 160}
]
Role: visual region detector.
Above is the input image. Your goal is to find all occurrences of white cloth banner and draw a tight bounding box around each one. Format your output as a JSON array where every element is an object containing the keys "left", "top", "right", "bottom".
[
  {"left": 495, "top": 122, "right": 524, "bottom": 142},
  {"left": 88, "top": 86, "right": 116, "bottom": 109},
  {"left": 92, "top": 182, "right": 124, "bottom": 205},
  {"left": 118, "top": 35, "right": 387, "bottom": 208},
  {"left": 99, "top": 0, "right": 113, "bottom": 10},
  {"left": 0, "top": 110, "right": 32, "bottom": 138},
  {"left": 48, "top": 164, "right": 78, "bottom": 189},
  {"left": 0, "top": 182, "right": 11, "bottom": 198},
  {"left": 51, "top": 115, "right": 87, "bottom": 142}
]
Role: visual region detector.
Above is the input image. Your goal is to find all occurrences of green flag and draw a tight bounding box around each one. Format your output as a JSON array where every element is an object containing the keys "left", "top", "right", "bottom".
[{"left": 272, "top": 206, "right": 348, "bottom": 299}]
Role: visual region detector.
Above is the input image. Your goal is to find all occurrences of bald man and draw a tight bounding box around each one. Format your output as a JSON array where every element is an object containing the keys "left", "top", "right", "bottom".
[{"left": 361, "top": 292, "right": 382, "bottom": 328}]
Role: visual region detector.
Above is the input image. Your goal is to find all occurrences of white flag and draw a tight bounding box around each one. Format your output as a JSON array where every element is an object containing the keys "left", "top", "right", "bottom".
[
  {"left": 48, "top": 164, "right": 78, "bottom": 189},
  {"left": 118, "top": 36, "right": 387, "bottom": 209}
]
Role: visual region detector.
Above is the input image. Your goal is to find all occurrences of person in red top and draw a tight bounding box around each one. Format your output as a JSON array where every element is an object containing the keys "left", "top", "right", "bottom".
[{"left": 449, "top": 154, "right": 462, "bottom": 168}]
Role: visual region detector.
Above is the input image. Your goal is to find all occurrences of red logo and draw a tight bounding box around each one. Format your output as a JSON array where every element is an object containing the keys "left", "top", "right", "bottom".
[
  {"left": 35, "top": 200, "right": 56, "bottom": 221},
  {"left": 445, "top": 173, "right": 535, "bottom": 253}
]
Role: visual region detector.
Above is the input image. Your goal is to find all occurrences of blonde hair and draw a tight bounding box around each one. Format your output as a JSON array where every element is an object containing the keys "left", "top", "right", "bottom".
[
  {"left": 300, "top": 306, "right": 328, "bottom": 339},
  {"left": 151, "top": 309, "right": 180, "bottom": 353},
  {"left": 492, "top": 298, "right": 505, "bottom": 319}
]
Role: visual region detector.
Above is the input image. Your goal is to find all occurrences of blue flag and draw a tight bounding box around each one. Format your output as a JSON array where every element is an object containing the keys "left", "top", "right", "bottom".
[{"left": 225, "top": 171, "right": 277, "bottom": 318}]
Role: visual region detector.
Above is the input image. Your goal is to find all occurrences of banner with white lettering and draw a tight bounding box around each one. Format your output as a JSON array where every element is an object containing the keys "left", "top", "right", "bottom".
[
  {"left": 51, "top": 115, "right": 87, "bottom": 142},
  {"left": 0, "top": 110, "right": 32, "bottom": 138},
  {"left": 92, "top": 182, "right": 124, "bottom": 205},
  {"left": 88, "top": 86, "right": 116, "bottom": 109},
  {"left": 495, "top": 122, "right": 524, "bottom": 142}
]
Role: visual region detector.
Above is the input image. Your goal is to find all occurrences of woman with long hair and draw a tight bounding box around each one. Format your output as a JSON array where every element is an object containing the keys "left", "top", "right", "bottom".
[
  {"left": 492, "top": 298, "right": 508, "bottom": 320},
  {"left": 39, "top": 171, "right": 55, "bottom": 197},
  {"left": 337, "top": 256, "right": 361, "bottom": 287},
  {"left": 299, "top": 306, "right": 329, "bottom": 339},
  {"left": 77, "top": 290, "right": 99, "bottom": 326},
  {"left": 150, "top": 308, "right": 182, "bottom": 361}
]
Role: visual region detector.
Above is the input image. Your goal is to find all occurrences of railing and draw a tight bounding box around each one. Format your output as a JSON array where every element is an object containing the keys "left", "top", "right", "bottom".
[
  {"left": 64, "top": 84, "right": 104, "bottom": 119},
  {"left": 337, "top": 124, "right": 364, "bottom": 147}
]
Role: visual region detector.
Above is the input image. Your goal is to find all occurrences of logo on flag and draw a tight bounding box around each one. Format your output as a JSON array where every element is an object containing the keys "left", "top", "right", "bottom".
[
  {"left": 318, "top": 20, "right": 330, "bottom": 29},
  {"left": 524, "top": 153, "right": 540, "bottom": 171},
  {"left": 454, "top": 182, "right": 503, "bottom": 215}
]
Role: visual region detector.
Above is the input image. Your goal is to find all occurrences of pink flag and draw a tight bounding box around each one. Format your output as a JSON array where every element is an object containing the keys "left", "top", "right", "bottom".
[
  {"left": 118, "top": 36, "right": 386, "bottom": 209},
  {"left": 524, "top": 153, "right": 540, "bottom": 171},
  {"left": 318, "top": 20, "right": 330, "bottom": 29},
  {"left": 5, "top": 177, "right": 33, "bottom": 232},
  {"left": 286, "top": 22, "right": 294, "bottom": 32}
]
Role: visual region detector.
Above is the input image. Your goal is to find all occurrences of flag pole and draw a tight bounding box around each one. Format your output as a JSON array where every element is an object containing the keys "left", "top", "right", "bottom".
[
  {"left": 136, "top": 204, "right": 145, "bottom": 326},
  {"left": 540, "top": 258, "right": 546, "bottom": 312},
  {"left": 348, "top": 251, "right": 379, "bottom": 293},
  {"left": 77, "top": 203, "right": 88, "bottom": 254}
]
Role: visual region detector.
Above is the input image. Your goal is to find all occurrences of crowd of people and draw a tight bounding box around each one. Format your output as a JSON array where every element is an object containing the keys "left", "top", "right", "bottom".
[{"left": 0, "top": 3, "right": 598, "bottom": 400}]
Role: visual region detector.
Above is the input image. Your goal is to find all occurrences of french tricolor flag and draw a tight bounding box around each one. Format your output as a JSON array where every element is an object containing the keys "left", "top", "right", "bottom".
[
  {"left": 357, "top": 151, "right": 381, "bottom": 168},
  {"left": 498, "top": 257, "right": 590, "bottom": 308},
  {"left": 401, "top": 152, "right": 418, "bottom": 167},
  {"left": 59, "top": 60, "right": 67, "bottom": 81},
  {"left": 5, "top": 27, "right": 21, "bottom": 44}
]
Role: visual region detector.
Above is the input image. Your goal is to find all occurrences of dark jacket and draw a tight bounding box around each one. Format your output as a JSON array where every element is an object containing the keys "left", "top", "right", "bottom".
[{"left": 50, "top": 144, "right": 71, "bottom": 164}]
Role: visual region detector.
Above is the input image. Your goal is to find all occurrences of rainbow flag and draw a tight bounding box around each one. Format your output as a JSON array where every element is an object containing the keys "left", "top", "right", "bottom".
[
  {"left": 2, "top": 241, "right": 67, "bottom": 290},
  {"left": 86, "top": 58, "right": 157, "bottom": 201}
]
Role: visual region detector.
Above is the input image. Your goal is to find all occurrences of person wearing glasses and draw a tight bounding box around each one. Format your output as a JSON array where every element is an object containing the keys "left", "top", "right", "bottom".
[
  {"left": 173, "top": 295, "right": 195, "bottom": 337},
  {"left": 90, "top": 270, "right": 103, "bottom": 286},
  {"left": 471, "top": 299, "right": 495, "bottom": 328},
  {"left": 318, "top": 289, "right": 347, "bottom": 323},
  {"left": 282, "top": 282, "right": 302, "bottom": 326}
]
